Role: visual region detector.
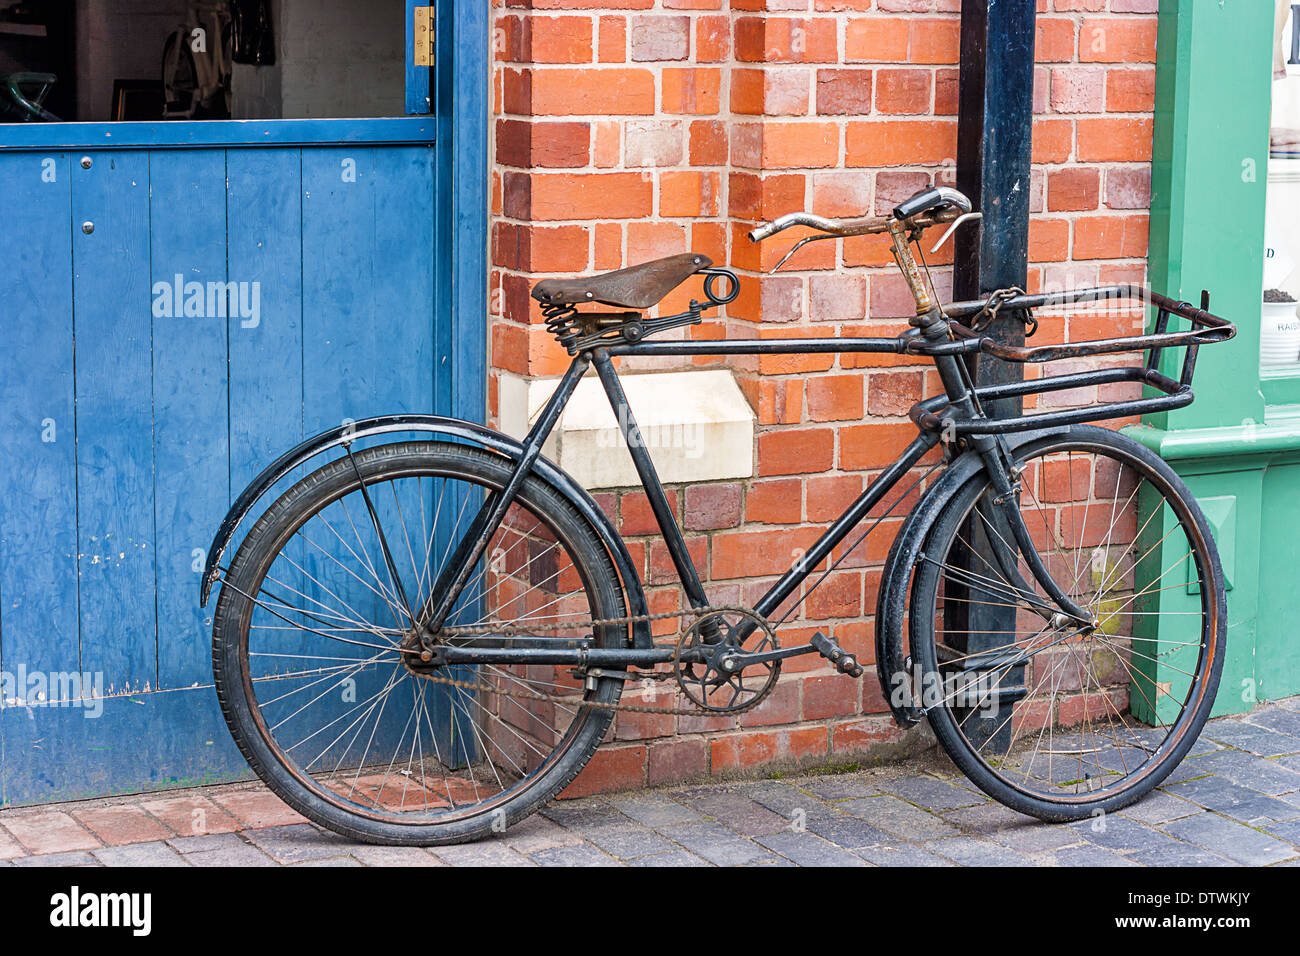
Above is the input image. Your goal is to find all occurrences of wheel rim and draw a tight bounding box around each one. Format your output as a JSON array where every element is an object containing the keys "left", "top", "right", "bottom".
[
  {"left": 226, "top": 450, "right": 618, "bottom": 828},
  {"left": 921, "top": 438, "right": 1219, "bottom": 805}
]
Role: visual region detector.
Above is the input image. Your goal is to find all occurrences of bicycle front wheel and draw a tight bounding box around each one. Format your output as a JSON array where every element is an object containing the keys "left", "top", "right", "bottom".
[
  {"left": 212, "top": 441, "right": 627, "bottom": 845},
  {"left": 910, "top": 425, "right": 1225, "bottom": 821}
]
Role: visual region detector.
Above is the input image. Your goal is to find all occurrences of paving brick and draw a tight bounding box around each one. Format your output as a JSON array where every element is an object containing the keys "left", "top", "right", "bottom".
[
  {"left": 183, "top": 843, "right": 278, "bottom": 867},
  {"left": 1262, "top": 817, "right": 1300, "bottom": 847},
  {"left": 927, "top": 836, "right": 1036, "bottom": 866},
  {"left": 497, "top": 814, "right": 589, "bottom": 854},
  {"left": 212, "top": 790, "right": 308, "bottom": 829},
  {"left": 2, "top": 812, "right": 100, "bottom": 855},
  {"left": 292, "top": 856, "right": 363, "bottom": 867},
  {"left": 1246, "top": 708, "right": 1300, "bottom": 738},
  {"left": 606, "top": 791, "right": 700, "bottom": 828},
  {"left": 942, "top": 801, "right": 1026, "bottom": 835},
  {"left": 673, "top": 788, "right": 790, "bottom": 837},
  {"left": 139, "top": 795, "right": 241, "bottom": 836},
  {"left": 169, "top": 832, "right": 255, "bottom": 855},
  {"left": 1161, "top": 813, "right": 1298, "bottom": 866},
  {"left": 347, "top": 845, "right": 447, "bottom": 867},
  {"left": 1203, "top": 720, "right": 1300, "bottom": 757},
  {"left": 1167, "top": 775, "right": 1300, "bottom": 825},
  {"left": 757, "top": 831, "right": 868, "bottom": 866},
  {"left": 990, "top": 821, "right": 1088, "bottom": 855},
  {"left": 1051, "top": 844, "right": 1140, "bottom": 867},
  {"left": 10, "top": 850, "right": 100, "bottom": 867},
  {"left": 530, "top": 844, "right": 620, "bottom": 867},
  {"left": 627, "top": 850, "right": 711, "bottom": 867},
  {"left": 876, "top": 775, "right": 984, "bottom": 811},
  {"left": 429, "top": 841, "right": 535, "bottom": 867},
  {"left": 856, "top": 843, "right": 953, "bottom": 866},
  {"left": 0, "top": 828, "right": 25, "bottom": 861},
  {"left": 92, "top": 841, "right": 189, "bottom": 867},
  {"left": 244, "top": 824, "right": 357, "bottom": 864},
  {"left": 799, "top": 776, "right": 878, "bottom": 800},
  {"left": 804, "top": 811, "right": 897, "bottom": 849},
  {"left": 1071, "top": 815, "right": 1184, "bottom": 854},
  {"left": 574, "top": 821, "right": 677, "bottom": 860},
  {"left": 1119, "top": 789, "right": 1203, "bottom": 824},
  {"left": 74, "top": 805, "right": 174, "bottom": 846},
  {"left": 841, "top": 794, "right": 959, "bottom": 840},
  {"left": 1190, "top": 749, "right": 1300, "bottom": 796},
  {"left": 656, "top": 821, "right": 768, "bottom": 866},
  {"left": 1129, "top": 841, "right": 1235, "bottom": 867}
]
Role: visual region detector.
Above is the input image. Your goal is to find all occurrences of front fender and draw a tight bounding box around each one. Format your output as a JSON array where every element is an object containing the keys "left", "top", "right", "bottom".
[
  {"left": 874, "top": 428, "right": 1069, "bottom": 725},
  {"left": 200, "top": 414, "right": 654, "bottom": 649}
]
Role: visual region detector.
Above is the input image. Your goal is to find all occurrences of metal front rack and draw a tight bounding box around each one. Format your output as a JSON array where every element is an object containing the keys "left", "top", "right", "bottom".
[{"left": 906, "top": 284, "right": 1236, "bottom": 436}]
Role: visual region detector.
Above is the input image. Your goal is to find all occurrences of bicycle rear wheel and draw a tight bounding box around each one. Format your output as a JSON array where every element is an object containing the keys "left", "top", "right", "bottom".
[
  {"left": 910, "top": 425, "right": 1225, "bottom": 820},
  {"left": 212, "top": 441, "right": 627, "bottom": 845}
]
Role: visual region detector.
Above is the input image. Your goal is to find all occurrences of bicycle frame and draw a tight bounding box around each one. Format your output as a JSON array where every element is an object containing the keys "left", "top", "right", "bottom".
[{"left": 418, "top": 281, "right": 1233, "bottom": 673}]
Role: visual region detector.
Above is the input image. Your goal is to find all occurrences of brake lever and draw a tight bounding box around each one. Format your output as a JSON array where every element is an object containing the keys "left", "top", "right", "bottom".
[
  {"left": 768, "top": 232, "right": 838, "bottom": 274},
  {"left": 928, "top": 211, "right": 982, "bottom": 254}
]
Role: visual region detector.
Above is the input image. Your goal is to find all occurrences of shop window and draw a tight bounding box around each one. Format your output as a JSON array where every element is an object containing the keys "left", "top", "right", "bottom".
[
  {"left": 1262, "top": 2, "right": 1300, "bottom": 375},
  {"left": 0, "top": 0, "right": 407, "bottom": 123}
]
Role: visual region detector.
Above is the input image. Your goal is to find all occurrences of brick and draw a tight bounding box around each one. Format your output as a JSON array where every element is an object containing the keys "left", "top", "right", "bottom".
[
  {"left": 624, "top": 119, "right": 684, "bottom": 167},
  {"left": 630, "top": 15, "right": 690, "bottom": 61},
  {"left": 867, "top": 369, "right": 924, "bottom": 415},
  {"left": 806, "top": 374, "right": 865, "bottom": 421},
  {"left": 1079, "top": 17, "right": 1157, "bottom": 63},
  {"left": 531, "top": 16, "right": 594, "bottom": 64},
  {"left": 1049, "top": 67, "right": 1105, "bottom": 114},
  {"left": 1047, "top": 167, "right": 1101, "bottom": 212},
  {"left": 1029, "top": 217, "right": 1070, "bottom": 262},
  {"left": 763, "top": 122, "right": 840, "bottom": 169},
  {"left": 812, "top": 171, "right": 873, "bottom": 217},
  {"left": 531, "top": 68, "right": 655, "bottom": 115},
  {"left": 1035, "top": 18, "right": 1076, "bottom": 62},
  {"left": 1, "top": 812, "right": 99, "bottom": 855},
  {"left": 875, "top": 69, "right": 932, "bottom": 115},
  {"left": 211, "top": 790, "right": 307, "bottom": 829},
  {"left": 696, "top": 15, "right": 731, "bottom": 62},
  {"left": 1106, "top": 68, "right": 1155, "bottom": 112},
  {"left": 846, "top": 120, "right": 957, "bottom": 167},
  {"left": 621, "top": 488, "right": 679, "bottom": 536},
  {"left": 756, "top": 378, "right": 803, "bottom": 426},
  {"left": 816, "top": 69, "right": 873, "bottom": 115},
  {"left": 72, "top": 805, "right": 174, "bottom": 847},
  {"left": 684, "top": 482, "right": 742, "bottom": 530},
  {"left": 747, "top": 478, "right": 803, "bottom": 524},
  {"left": 909, "top": 18, "right": 960, "bottom": 65},
  {"left": 736, "top": 17, "right": 838, "bottom": 64},
  {"left": 1032, "top": 118, "right": 1073, "bottom": 164},
  {"left": 809, "top": 273, "right": 868, "bottom": 319},
  {"left": 840, "top": 422, "right": 921, "bottom": 470},
  {"left": 688, "top": 120, "right": 728, "bottom": 165},
  {"left": 846, "top": 17, "right": 909, "bottom": 62},
  {"left": 530, "top": 173, "right": 653, "bottom": 220},
  {"left": 1072, "top": 214, "right": 1148, "bottom": 260},
  {"left": 758, "top": 428, "right": 835, "bottom": 476},
  {"left": 806, "top": 474, "right": 863, "bottom": 523},
  {"left": 875, "top": 170, "right": 932, "bottom": 216},
  {"left": 559, "top": 745, "right": 647, "bottom": 798},
  {"left": 647, "top": 738, "right": 709, "bottom": 786},
  {"left": 662, "top": 68, "right": 721, "bottom": 115},
  {"left": 598, "top": 15, "right": 627, "bottom": 63},
  {"left": 1105, "top": 167, "right": 1151, "bottom": 210},
  {"left": 1076, "top": 117, "right": 1152, "bottom": 162},
  {"left": 711, "top": 526, "right": 823, "bottom": 579},
  {"left": 710, "top": 726, "right": 828, "bottom": 771}
]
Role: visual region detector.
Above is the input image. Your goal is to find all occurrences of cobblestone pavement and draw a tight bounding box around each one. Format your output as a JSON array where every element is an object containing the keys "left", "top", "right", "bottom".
[{"left": 2, "top": 697, "right": 1299, "bottom": 867}]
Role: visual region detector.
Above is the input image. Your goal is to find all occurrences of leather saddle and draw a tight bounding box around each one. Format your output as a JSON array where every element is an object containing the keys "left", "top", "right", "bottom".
[{"left": 532, "top": 253, "right": 712, "bottom": 311}]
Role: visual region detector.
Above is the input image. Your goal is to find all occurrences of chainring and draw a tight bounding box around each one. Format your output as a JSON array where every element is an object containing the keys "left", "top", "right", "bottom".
[{"left": 673, "top": 608, "right": 781, "bottom": 714}]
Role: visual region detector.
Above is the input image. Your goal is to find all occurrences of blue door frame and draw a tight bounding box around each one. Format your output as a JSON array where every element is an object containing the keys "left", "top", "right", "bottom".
[{"left": 0, "top": 4, "right": 488, "bottom": 805}]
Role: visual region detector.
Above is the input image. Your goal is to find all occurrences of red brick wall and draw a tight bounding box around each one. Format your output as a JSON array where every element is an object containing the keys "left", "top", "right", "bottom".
[{"left": 489, "top": 0, "right": 1157, "bottom": 792}]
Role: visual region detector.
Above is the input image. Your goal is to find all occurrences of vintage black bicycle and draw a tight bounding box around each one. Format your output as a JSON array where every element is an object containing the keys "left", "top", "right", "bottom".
[{"left": 201, "top": 185, "right": 1235, "bottom": 845}]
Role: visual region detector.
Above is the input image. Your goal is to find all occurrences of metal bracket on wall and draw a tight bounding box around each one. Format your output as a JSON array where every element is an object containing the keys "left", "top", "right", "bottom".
[{"left": 414, "top": 5, "right": 435, "bottom": 67}]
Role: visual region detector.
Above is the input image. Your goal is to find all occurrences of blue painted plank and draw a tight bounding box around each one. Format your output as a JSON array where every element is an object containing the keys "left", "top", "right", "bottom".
[
  {"left": 70, "top": 150, "right": 158, "bottom": 691},
  {"left": 406, "top": 0, "right": 432, "bottom": 115},
  {"left": 149, "top": 150, "right": 231, "bottom": 689},
  {"left": 0, "top": 117, "right": 436, "bottom": 151},
  {"left": 0, "top": 152, "right": 80, "bottom": 690},
  {"left": 0, "top": 687, "right": 249, "bottom": 806}
]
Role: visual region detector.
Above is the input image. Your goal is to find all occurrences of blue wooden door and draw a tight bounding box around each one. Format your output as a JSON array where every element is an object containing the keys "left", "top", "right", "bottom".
[{"left": 0, "top": 131, "right": 469, "bottom": 804}]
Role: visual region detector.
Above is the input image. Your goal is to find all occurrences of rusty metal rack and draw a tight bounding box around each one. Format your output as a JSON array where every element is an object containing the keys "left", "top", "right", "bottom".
[{"left": 904, "top": 283, "right": 1237, "bottom": 436}]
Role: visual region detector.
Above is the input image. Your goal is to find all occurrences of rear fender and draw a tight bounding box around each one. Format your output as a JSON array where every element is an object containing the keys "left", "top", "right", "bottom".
[{"left": 200, "top": 415, "right": 654, "bottom": 649}]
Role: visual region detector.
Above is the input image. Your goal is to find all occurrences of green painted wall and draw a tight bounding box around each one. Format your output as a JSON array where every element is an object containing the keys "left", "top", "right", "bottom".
[{"left": 1129, "top": 0, "right": 1297, "bottom": 713}]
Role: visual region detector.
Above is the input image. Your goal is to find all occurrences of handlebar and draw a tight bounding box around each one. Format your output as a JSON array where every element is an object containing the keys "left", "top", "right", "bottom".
[{"left": 747, "top": 185, "right": 972, "bottom": 245}]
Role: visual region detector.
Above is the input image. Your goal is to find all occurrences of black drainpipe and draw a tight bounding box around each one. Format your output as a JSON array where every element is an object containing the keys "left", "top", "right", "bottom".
[{"left": 951, "top": 0, "right": 1037, "bottom": 752}]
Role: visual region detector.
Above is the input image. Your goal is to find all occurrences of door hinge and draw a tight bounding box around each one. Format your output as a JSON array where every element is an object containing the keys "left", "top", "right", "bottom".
[{"left": 413, "top": 5, "right": 435, "bottom": 67}]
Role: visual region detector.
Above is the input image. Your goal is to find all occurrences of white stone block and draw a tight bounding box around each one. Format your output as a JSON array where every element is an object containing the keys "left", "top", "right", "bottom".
[{"left": 497, "top": 368, "right": 755, "bottom": 490}]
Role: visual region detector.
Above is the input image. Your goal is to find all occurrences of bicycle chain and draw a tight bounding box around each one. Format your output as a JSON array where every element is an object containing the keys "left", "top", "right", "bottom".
[{"left": 410, "top": 602, "right": 775, "bottom": 717}]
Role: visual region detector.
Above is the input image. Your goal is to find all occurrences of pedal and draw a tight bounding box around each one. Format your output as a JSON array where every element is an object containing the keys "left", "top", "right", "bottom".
[{"left": 810, "top": 631, "right": 863, "bottom": 678}]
